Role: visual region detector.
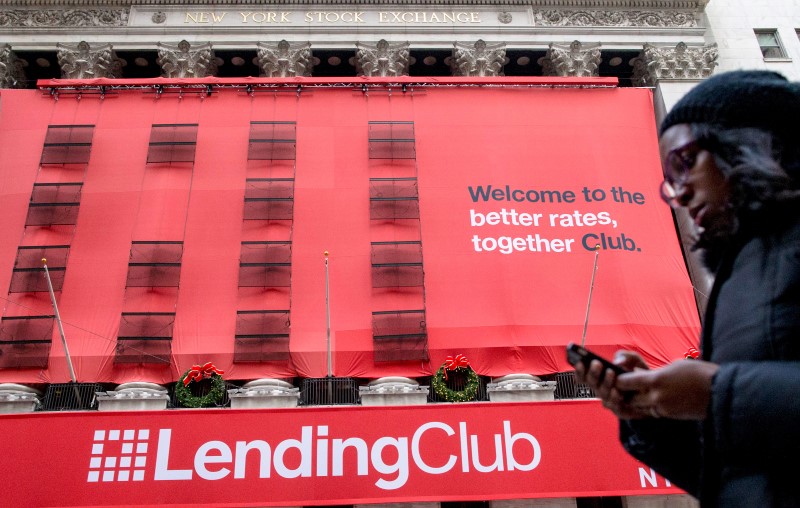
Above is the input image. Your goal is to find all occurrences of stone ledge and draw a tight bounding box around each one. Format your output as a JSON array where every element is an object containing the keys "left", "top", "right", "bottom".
[
  {"left": 96, "top": 381, "right": 170, "bottom": 411},
  {"left": 360, "top": 377, "right": 429, "bottom": 406},
  {"left": 0, "top": 383, "right": 42, "bottom": 414},
  {"left": 228, "top": 378, "right": 300, "bottom": 408}
]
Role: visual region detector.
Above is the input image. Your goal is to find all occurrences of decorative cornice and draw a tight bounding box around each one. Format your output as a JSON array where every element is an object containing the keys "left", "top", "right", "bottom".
[
  {"left": 0, "top": 8, "right": 128, "bottom": 27},
  {"left": 534, "top": 9, "right": 697, "bottom": 27},
  {"left": 0, "top": 0, "right": 709, "bottom": 8}
]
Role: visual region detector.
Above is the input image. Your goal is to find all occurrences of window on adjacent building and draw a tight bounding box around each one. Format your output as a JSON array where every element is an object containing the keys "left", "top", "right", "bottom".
[{"left": 756, "top": 30, "right": 788, "bottom": 59}]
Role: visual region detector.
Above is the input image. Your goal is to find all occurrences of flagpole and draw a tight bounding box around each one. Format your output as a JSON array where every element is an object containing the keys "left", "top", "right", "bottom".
[
  {"left": 324, "top": 251, "right": 332, "bottom": 378},
  {"left": 42, "top": 258, "right": 83, "bottom": 406},
  {"left": 580, "top": 245, "right": 600, "bottom": 347}
]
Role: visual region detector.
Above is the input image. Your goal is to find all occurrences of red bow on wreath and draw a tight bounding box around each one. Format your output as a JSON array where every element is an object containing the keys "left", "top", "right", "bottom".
[
  {"left": 183, "top": 362, "right": 225, "bottom": 386},
  {"left": 684, "top": 347, "right": 700, "bottom": 360},
  {"left": 443, "top": 354, "right": 470, "bottom": 379}
]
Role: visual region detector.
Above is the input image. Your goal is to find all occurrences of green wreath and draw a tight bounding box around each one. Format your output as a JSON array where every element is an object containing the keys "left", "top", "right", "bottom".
[
  {"left": 175, "top": 370, "right": 226, "bottom": 408},
  {"left": 432, "top": 364, "right": 480, "bottom": 402}
]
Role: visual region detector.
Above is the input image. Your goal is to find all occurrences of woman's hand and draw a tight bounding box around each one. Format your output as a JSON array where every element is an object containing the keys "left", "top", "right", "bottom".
[
  {"left": 574, "top": 350, "right": 719, "bottom": 421},
  {"left": 616, "top": 359, "right": 719, "bottom": 420},
  {"left": 574, "top": 350, "right": 651, "bottom": 419}
]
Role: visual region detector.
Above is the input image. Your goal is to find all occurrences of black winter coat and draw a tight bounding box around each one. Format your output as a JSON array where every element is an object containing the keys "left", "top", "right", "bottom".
[{"left": 620, "top": 220, "right": 800, "bottom": 507}]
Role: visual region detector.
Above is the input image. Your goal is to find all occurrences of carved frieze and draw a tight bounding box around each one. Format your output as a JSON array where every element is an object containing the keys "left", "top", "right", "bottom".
[
  {"left": 57, "top": 41, "right": 122, "bottom": 79},
  {"left": 452, "top": 40, "right": 506, "bottom": 77},
  {"left": 256, "top": 40, "right": 313, "bottom": 77},
  {"left": 157, "top": 40, "right": 217, "bottom": 78},
  {"left": 0, "top": 44, "right": 26, "bottom": 88},
  {"left": 631, "top": 42, "right": 718, "bottom": 86},
  {"left": 534, "top": 10, "right": 697, "bottom": 28},
  {"left": 355, "top": 39, "right": 410, "bottom": 77},
  {"left": 0, "top": 9, "right": 128, "bottom": 27},
  {"left": 542, "top": 40, "right": 601, "bottom": 77}
]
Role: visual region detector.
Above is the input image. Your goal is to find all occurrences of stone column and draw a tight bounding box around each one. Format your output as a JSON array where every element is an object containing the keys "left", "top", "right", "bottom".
[
  {"left": 452, "top": 40, "right": 506, "bottom": 77},
  {"left": 355, "top": 39, "right": 410, "bottom": 77},
  {"left": 541, "top": 41, "right": 602, "bottom": 77},
  {"left": 359, "top": 377, "right": 429, "bottom": 406},
  {"left": 57, "top": 41, "right": 122, "bottom": 79},
  {"left": 634, "top": 42, "right": 719, "bottom": 317},
  {"left": 228, "top": 379, "right": 300, "bottom": 408},
  {"left": 631, "top": 42, "right": 718, "bottom": 87},
  {"left": 256, "top": 40, "right": 314, "bottom": 77},
  {"left": 0, "top": 44, "right": 26, "bottom": 88},
  {"left": 96, "top": 382, "right": 170, "bottom": 411},
  {"left": 487, "top": 373, "right": 556, "bottom": 402},
  {"left": 157, "top": 40, "right": 217, "bottom": 78},
  {"left": 0, "top": 383, "right": 41, "bottom": 413}
]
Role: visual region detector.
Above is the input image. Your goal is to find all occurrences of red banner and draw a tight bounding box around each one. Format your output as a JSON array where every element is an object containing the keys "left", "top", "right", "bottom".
[
  {"left": 0, "top": 400, "right": 681, "bottom": 506},
  {"left": 0, "top": 80, "right": 700, "bottom": 384}
]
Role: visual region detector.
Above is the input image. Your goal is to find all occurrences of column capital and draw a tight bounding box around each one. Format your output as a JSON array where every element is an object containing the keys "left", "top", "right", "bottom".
[
  {"left": 257, "top": 40, "right": 314, "bottom": 77},
  {"left": 355, "top": 39, "right": 410, "bottom": 77},
  {"left": 542, "top": 40, "right": 602, "bottom": 77},
  {"left": 157, "top": 40, "right": 217, "bottom": 78},
  {"left": 0, "top": 44, "right": 26, "bottom": 88},
  {"left": 56, "top": 41, "right": 121, "bottom": 79},
  {"left": 452, "top": 40, "right": 506, "bottom": 77},
  {"left": 632, "top": 42, "right": 718, "bottom": 86}
]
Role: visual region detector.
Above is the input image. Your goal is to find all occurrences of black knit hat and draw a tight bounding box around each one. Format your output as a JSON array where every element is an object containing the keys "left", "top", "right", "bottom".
[{"left": 659, "top": 70, "right": 800, "bottom": 143}]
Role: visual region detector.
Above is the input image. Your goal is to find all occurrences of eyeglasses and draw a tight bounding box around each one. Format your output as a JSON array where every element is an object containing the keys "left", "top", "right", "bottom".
[{"left": 659, "top": 140, "right": 700, "bottom": 206}]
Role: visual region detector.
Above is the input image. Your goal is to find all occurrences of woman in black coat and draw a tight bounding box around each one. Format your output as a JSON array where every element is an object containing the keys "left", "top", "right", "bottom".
[{"left": 575, "top": 70, "right": 800, "bottom": 507}]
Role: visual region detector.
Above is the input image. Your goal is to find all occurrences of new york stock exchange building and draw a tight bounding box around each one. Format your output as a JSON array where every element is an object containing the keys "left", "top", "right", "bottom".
[{"left": 0, "top": 0, "right": 795, "bottom": 506}]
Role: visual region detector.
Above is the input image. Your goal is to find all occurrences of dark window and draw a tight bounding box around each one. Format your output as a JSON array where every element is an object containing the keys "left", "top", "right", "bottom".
[
  {"left": 10, "top": 245, "right": 70, "bottom": 293},
  {"left": 238, "top": 241, "right": 291, "bottom": 287},
  {"left": 371, "top": 241, "right": 423, "bottom": 287},
  {"left": 372, "top": 310, "right": 428, "bottom": 362},
  {"left": 147, "top": 124, "right": 198, "bottom": 163},
  {"left": 368, "top": 121, "right": 415, "bottom": 159},
  {"left": 248, "top": 121, "right": 297, "bottom": 160},
  {"left": 25, "top": 182, "right": 82, "bottom": 226},
  {"left": 115, "top": 312, "right": 175, "bottom": 364},
  {"left": 369, "top": 177, "right": 420, "bottom": 219},
  {"left": 243, "top": 178, "right": 294, "bottom": 220},
  {"left": 126, "top": 241, "right": 183, "bottom": 287},
  {"left": 40, "top": 125, "right": 94, "bottom": 164},
  {"left": 234, "top": 310, "right": 291, "bottom": 362},
  {"left": 0, "top": 315, "right": 54, "bottom": 368}
]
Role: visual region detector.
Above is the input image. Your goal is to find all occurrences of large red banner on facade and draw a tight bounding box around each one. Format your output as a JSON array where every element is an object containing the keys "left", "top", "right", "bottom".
[
  {"left": 0, "top": 79, "right": 700, "bottom": 383},
  {"left": 0, "top": 400, "right": 682, "bottom": 506}
]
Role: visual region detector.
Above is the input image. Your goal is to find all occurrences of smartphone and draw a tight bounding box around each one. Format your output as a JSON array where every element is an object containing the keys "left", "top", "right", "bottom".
[{"left": 566, "top": 342, "right": 627, "bottom": 382}]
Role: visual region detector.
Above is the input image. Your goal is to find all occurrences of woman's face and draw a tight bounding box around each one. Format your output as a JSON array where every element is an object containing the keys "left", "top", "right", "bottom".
[{"left": 659, "top": 123, "right": 731, "bottom": 237}]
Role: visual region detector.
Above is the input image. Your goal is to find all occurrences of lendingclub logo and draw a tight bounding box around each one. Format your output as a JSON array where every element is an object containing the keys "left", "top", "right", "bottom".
[
  {"left": 87, "top": 429, "right": 150, "bottom": 482},
  {"left": 86, "top": 421, "right": 541, "bottom": 490}
]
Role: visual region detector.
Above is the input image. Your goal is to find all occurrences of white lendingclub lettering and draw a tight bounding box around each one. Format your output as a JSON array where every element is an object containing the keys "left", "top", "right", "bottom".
[
  {"left": 150, "top": 420, "right": 539, "bottom": 489},
  {"left": 371, "top": 437, "right": 409, "bottom": 490},
  {"left": 195, "top": 441, "right": 232, "bottom": 480},
  {"left": 155, "top": 429, "right": 192, "bottom": 480},
  {"left": 411, "top": 422, "right": 457, "bottom": 474},
  {"left": 503, "top": 421, "right": 541, "bottom": 471},
  {"left": 273, "top": 426, "right": 313, "bottom": 478}
]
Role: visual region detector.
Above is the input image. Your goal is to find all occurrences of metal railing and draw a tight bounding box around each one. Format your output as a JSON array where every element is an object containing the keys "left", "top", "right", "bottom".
[
  {"left": 39, "top": 383, "right": 102, "bottom": 411},
  {"left": 300, "top": 378, "right": 359, "bottom": 406}
]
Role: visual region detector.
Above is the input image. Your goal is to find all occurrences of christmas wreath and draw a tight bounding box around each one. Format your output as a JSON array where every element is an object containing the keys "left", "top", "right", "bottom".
[
  {"left": 175, "top": 362, "right": 226, "bottom": 408},
  {"left": 432, "top": 354, "right": 480, "bottom": 402}
]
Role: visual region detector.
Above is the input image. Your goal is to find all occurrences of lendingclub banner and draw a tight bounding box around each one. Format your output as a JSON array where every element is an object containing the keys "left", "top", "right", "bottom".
[
  {"left": 0, "top": 401, "right": 681, "bottom": 506},
  {"left": 0, "top": 79, "right": 699, "bottom": 384}
]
